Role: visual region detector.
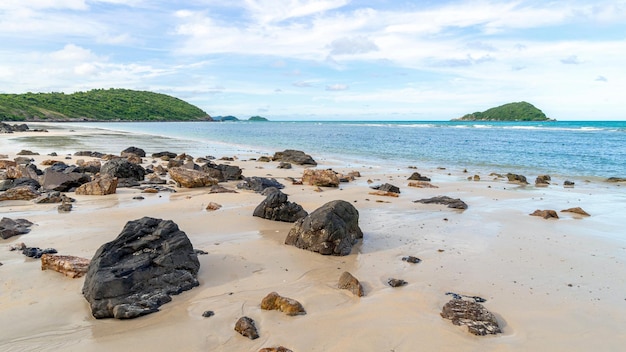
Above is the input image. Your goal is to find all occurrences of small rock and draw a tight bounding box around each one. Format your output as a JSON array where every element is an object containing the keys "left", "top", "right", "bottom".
[
  {"left": 407, "top": 172, "right": 431, "bottom": 181},
  {"left": 561, "top": 207, "right": 590, "bottom": 216},
  {"left": 338, "top": 271, "right": 364, "bottom": 297},
  {"left": 22, "top": 247, "right": 57, "bottom": 259},
  {"left": 388, "top": 278, "right": 407, "bottom": 287},
  {"left": 260, "top": 292, "right": 306, "bottom": 316},
  {"left": 235, "top": 316, "right": 259, "bottom": 340},
  {"left": 57, "top": 202, "right": 73, "bottom": 213},
  {"left": 258, "top": 347, "right": 293, "bottom": 352},
  {"left": 402, "top": 256, "right": 421, "bottom": 264},
  {"left": 414, "top": 196, "right": 467, "bottom": 210},
  {"left": 408, "top": 181, "right": 438, "bottom": 188},
  {"left": 202, "top": 310, "right": 215, "bottom": 318},
  {"left": 441, "top": 298, "right": 501, "bottom": 336},
  {"left": 564, "top": 180, "right": 575, "bottom": 188},
  {"left": 206, "top": 202, "right": 222, "bottom": 211},
  {"left": 530, "top": 209, "right": 559, "bottom": 219},
  {"left": 0, "top": 217, "right": 34, "bottom": 239},
  {"left": 41, "top": 254, "right": 90, "bottom": 278}
]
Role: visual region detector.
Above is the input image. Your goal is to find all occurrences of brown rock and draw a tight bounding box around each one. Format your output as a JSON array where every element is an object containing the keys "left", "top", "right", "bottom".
[
  {"left": 441, "top": 299, "right": 502, "bottom": 336},
  {"left": 530, "top": 209, "right": 559, "bottom": 219},
  {"left": 259, "top": 347, "right": 293, "bottom": 352},
  {"left": 0, "top": 185, "right": 40, "bottom": 201},
  {"left": 561, "top": 207, "right": 590, "bottom": 216},
  {"left": 338, "top": 271, "right": 364, "bottom": 297},
  {"left": 0, "top": 160, "right": 17, "bottom": 169},
  {"left": 206, "top": 202, "right": 222, "bottom": 211},
  {"left": 75, "top": 175, "right": 118, "bottom": 195},
  {"left": 302, "top": 169, "right": 340, "bottom": 187},
  {"left": 368, "top": 190, "right": 399, "bottom": 197},
  {"left": 235, "top": 316, "right": 259, "bottom": 340},
  {"left": 260, "top": 292, "right": 306, "bottom": 316},
  {"left": 41, "top": 254, "right": 90, "bottom": 278},
  {"left": 41, "top": 159, "right": 63, "bottom": 166},
  {"left": 168, "top": 167, "right": 218, "bottom": 188},
  {"left": 535, "top": 175, "right": 551, "bottom": 186}
]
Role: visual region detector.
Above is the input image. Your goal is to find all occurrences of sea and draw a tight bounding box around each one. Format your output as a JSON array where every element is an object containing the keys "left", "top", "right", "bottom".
[{"left": 13, "top": 120, "right": 626, "bottom": 181}]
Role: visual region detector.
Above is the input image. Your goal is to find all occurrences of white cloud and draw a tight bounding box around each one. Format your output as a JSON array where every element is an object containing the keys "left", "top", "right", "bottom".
[
  {"left": 329, "top": 36, "right": 378, "bottom": 55},
  {"left": 326, "top": 84, "right": 349, "bottom": 91},
  {"left": 243, "top": 0, "right": 349, "bottom": 23}
]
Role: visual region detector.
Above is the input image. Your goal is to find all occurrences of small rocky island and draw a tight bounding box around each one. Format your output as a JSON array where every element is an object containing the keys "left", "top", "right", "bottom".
[{"left": 453, "top": 101, "right": 553, "bottom": 121}]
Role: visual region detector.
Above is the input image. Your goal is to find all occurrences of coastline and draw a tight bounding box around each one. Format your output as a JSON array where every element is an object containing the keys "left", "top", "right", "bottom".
[{"left": 1, "top": 123, "right": 626, "bottom": 351}]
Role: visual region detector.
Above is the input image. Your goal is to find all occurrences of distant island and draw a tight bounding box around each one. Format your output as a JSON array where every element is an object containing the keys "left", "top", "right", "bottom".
[
  {"left": 0, "top": 88, "right": 212, "bottom": 122},
  {"left": 248, "top": 116, "right": 268, "bottom": 121},
  {"left": 453, "top": 101, "right": 553, "bottom": 121},
  {"left": 212, "top": 115, "right": 269, "bottom": 122}
]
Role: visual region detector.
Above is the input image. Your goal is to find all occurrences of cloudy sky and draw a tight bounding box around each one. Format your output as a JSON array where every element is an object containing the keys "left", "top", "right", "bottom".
[{"left": 1, "top": 1, "right": 624, "bottom": 120}]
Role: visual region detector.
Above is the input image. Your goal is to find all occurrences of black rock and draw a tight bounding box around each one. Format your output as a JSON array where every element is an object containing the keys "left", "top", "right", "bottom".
[
  {"left": 202, "top": 310, "right": 215, "bottom": 318},
  {"left": 388, "top": 278, "right": 407, "bottom": 287},
  {"left": 22, "top": 247, "right": 57, "bottom": 258},
  {"left": 12, "top": 177, "right": 41, "bottom": 190},
  {"left": 371, "top": 183, "right": 400, "bottom": 194},
  {"left": 402, "top": 256, "right": 421, "bottom": 264},
  {"left": 407, "top": 172, "right": 431, "bottom": 181},
  {"left": 0, "top": 217, "right": 34, "bottom": 239},
  {"left": 82, "top": 217, "right": 200, "bottom": 319},
  {"left": 74, "top": 151, "right": 105, "bottom": 158},
  {"left": 152, "top": 151, "right": 178, "bottom": 159},
  {"left": 272, "top": 149, "right": 317, "bottom": 166},
  {"left": 121, "top": 146, "right": 146, "bottom": 157},
  {"left": 285, "top": 200, "right": 363, "bottom": 256},
  {"left": 441, "top": 298, "right": 501, "bottom": 336},
  {"left": 237, "top": 177, "right": 284, "bottom": 192},
  {"left": 413, "top": 196, "right": 468, "bottom": 210},
  {"left": 253, "top": 190, "right": 308, "bottom": 222},
  {"left": 100, "top": 158, "right": 146, "bottom": 183}
]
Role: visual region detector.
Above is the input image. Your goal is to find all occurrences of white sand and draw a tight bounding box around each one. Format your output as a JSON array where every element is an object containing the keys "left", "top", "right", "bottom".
[{"left": 1, "top": 124, "right": 625, "bottom": 351}]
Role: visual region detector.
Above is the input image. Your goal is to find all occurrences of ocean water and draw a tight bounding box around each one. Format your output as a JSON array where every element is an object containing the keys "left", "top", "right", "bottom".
[{"left": 38, "top": 120, "right": 626, "bottom": 180}]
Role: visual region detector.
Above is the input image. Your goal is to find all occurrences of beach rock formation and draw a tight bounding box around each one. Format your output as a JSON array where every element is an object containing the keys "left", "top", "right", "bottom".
[
  {"left": 33, "top": 191, "right": 73, "bottom": 204},
  {"left": 530, "top": 209, "right": 559, "bottom": 219},
  {"left": 0, "top": 217, "right": 34, "bottom": 239},
  {"left": 253, "top": 190, "right": 308, "bottom": 222},
  {"left": 260, "top": 292, "right": 306, "bottom": 316},
  {"left": 0, "top": 160, "right": 18, "bottom": 169},
  {"left": 82, "top": 217, "right": 200, "bottom": 319},
  {"left": 285, "top": 200, "right": 363, "bottom": 256},
  {"left": 75, "top": 175, "right": 118, "bottom": 195},
  {"left": 101, "top": 158, "right": 146, "bottom": 184},
  {"left": 441, "top": 298, "right": 502, "bottom": 336},
  {"left": 408, "top": 172, "right": 431, "bottom": 181},
  {"left": 121, "top": 146, "right": 146, "bottom": 157},
  {"left": 200, "top": 162, "right": 243, "bottom": 181},
  {"left": 302, "top": 169, "right": 339, "bottom": 187},
  {"left": 0, "top": 185, "right": 40, "bottom": 201},
  {"left": 41, "top": 254, "right": 90, "bottom": 278},
  {"left": 152, "top": 151, "right": 177, "bottom": 160},
  {"left": 535, "top": 175, "right": 551, "bottom": 186},
  {"left": 272, "top": 149, "right": 317, "bottom": 166},
  {"left": 237, "top": 177, "right": 284, "bottom": 192},
  {"left": 561, "top": 207, "right": 590, "bottom": 216},
  {"left": 235, "top": 316, "right": 259, "bottom": 340},
  {"left": 388, "top": 278, "right": 407, "bottom": 287},
  {"left": 408, "top": 181, "right": 439, "bottom": 188},
  {"left": 74, "top": 151, "right": 105, "bottom": 158},
  {"left": 168, "top": 167, "right": 218, "bottom": 188},
  {"left": 606, "top": 177, "right": 626, "bottom": 183},
  {"left": 371, "top": 183, "right": 400, "bottom": 194},
  {"left": 41, "top": 169, "right": 91, "bottom": 192},
  {"left": 22, "top": 247, "right": 57, "bottom": 258},
  {"left": 506, "top": 173, "right": 529, "bottom": 184},
  {"left": 338, "top": 271, "right": 364, "bottom": 297},
  {"left": 413, "top": 196, "right": 468, "bottom": 210}
]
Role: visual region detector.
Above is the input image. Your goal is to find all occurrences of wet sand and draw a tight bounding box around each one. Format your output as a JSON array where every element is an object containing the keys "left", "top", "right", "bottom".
[{"left": 1, "top": 124, "right": 625, "bottom": 351}]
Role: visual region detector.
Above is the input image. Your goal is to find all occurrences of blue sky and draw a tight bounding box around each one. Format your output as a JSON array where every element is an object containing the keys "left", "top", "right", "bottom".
[{"left": 0, "top": 1, "right": 624, "bottom": 120}]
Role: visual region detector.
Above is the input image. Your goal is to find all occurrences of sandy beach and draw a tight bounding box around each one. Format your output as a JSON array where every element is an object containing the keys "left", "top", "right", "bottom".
[{"left": 1, "top": 124, "right": 625, "bottom": 351}]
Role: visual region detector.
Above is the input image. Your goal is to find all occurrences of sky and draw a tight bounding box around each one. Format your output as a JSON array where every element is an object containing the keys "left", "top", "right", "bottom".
[{"left": 1, "top": 1, "right": 625, "bottom": 121}]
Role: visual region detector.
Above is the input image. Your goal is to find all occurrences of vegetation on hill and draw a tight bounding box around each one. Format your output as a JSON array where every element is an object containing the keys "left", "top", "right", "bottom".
[
  {"left": 454, "top": 101, "right": 552, "bottom": 121},
  {"left": 213, "top": 115, "right": 239, "bottom": 121},
  {"left": 248, "top": 116, "right": 268, "bottom": 121},
  {"left": 0, "top": 88, "right": 212, "bottom": 121}
]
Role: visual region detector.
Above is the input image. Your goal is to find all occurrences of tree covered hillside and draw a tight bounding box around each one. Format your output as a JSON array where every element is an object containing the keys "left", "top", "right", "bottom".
[
  {"left": 0, "top": 88, "right": 211, "bottom": 121},
  {"left": 454, "top": 101, "right": 551, "bottom": 121}
]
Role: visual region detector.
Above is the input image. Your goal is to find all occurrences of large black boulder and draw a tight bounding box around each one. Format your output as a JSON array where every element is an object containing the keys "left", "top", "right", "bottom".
[
  {"left": 253, "top": 189, "right": 308, "bottom": 222},
  {"left": 82, "top": 217, "right": 200, "bottom": 319},
  {"left": 237, "top": 177, "right": 284, "bottom": 192},
  {"left": 272, "top": 149, "right": 317, "bottom": 166},
  {"left": 285, "top": 200, "right": 363, "bottom": 256},
  {"left": 121, "top": 146, "right": 146, "bottom": 157},
  {"left": 100, "top": 158, "right": 146, "bottom": 183}
]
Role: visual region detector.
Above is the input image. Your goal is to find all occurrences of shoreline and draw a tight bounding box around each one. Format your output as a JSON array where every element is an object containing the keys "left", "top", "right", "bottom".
[{"left": 1, "top": 123, "right": 626, "bottom": 351}]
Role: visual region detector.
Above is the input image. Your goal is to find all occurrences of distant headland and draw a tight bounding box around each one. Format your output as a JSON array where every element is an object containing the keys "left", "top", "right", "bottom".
[
  {"left": 0, "top": 88, "right": 271, "bottom": 122},
  {"left": 453, "top": 101, "right": 553, "bottom": 121}
]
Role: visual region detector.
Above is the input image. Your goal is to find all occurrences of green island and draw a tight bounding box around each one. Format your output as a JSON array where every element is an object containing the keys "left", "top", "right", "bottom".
[
  {"left": 453, "top": 101, "right": 553, "bottom": 121},
  {"left": 0, "top": 88, "right": 212, "bottom": 121},
  {"left": 248, "top": 116, "right": 268, "bottom": 121}
]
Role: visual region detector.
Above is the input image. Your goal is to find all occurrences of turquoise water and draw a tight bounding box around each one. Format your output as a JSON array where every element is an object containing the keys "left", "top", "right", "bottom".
[{"left": 69, "top": 120, "right": 626, "bottom": 180}]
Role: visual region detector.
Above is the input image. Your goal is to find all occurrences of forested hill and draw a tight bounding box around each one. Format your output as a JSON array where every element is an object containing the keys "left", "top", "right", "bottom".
[
  {"left": 0, "top": 88, "right": 212, "bottom": 121},
  {"left": 453, "top": 101, "right": 552, "bottom": 121}
]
